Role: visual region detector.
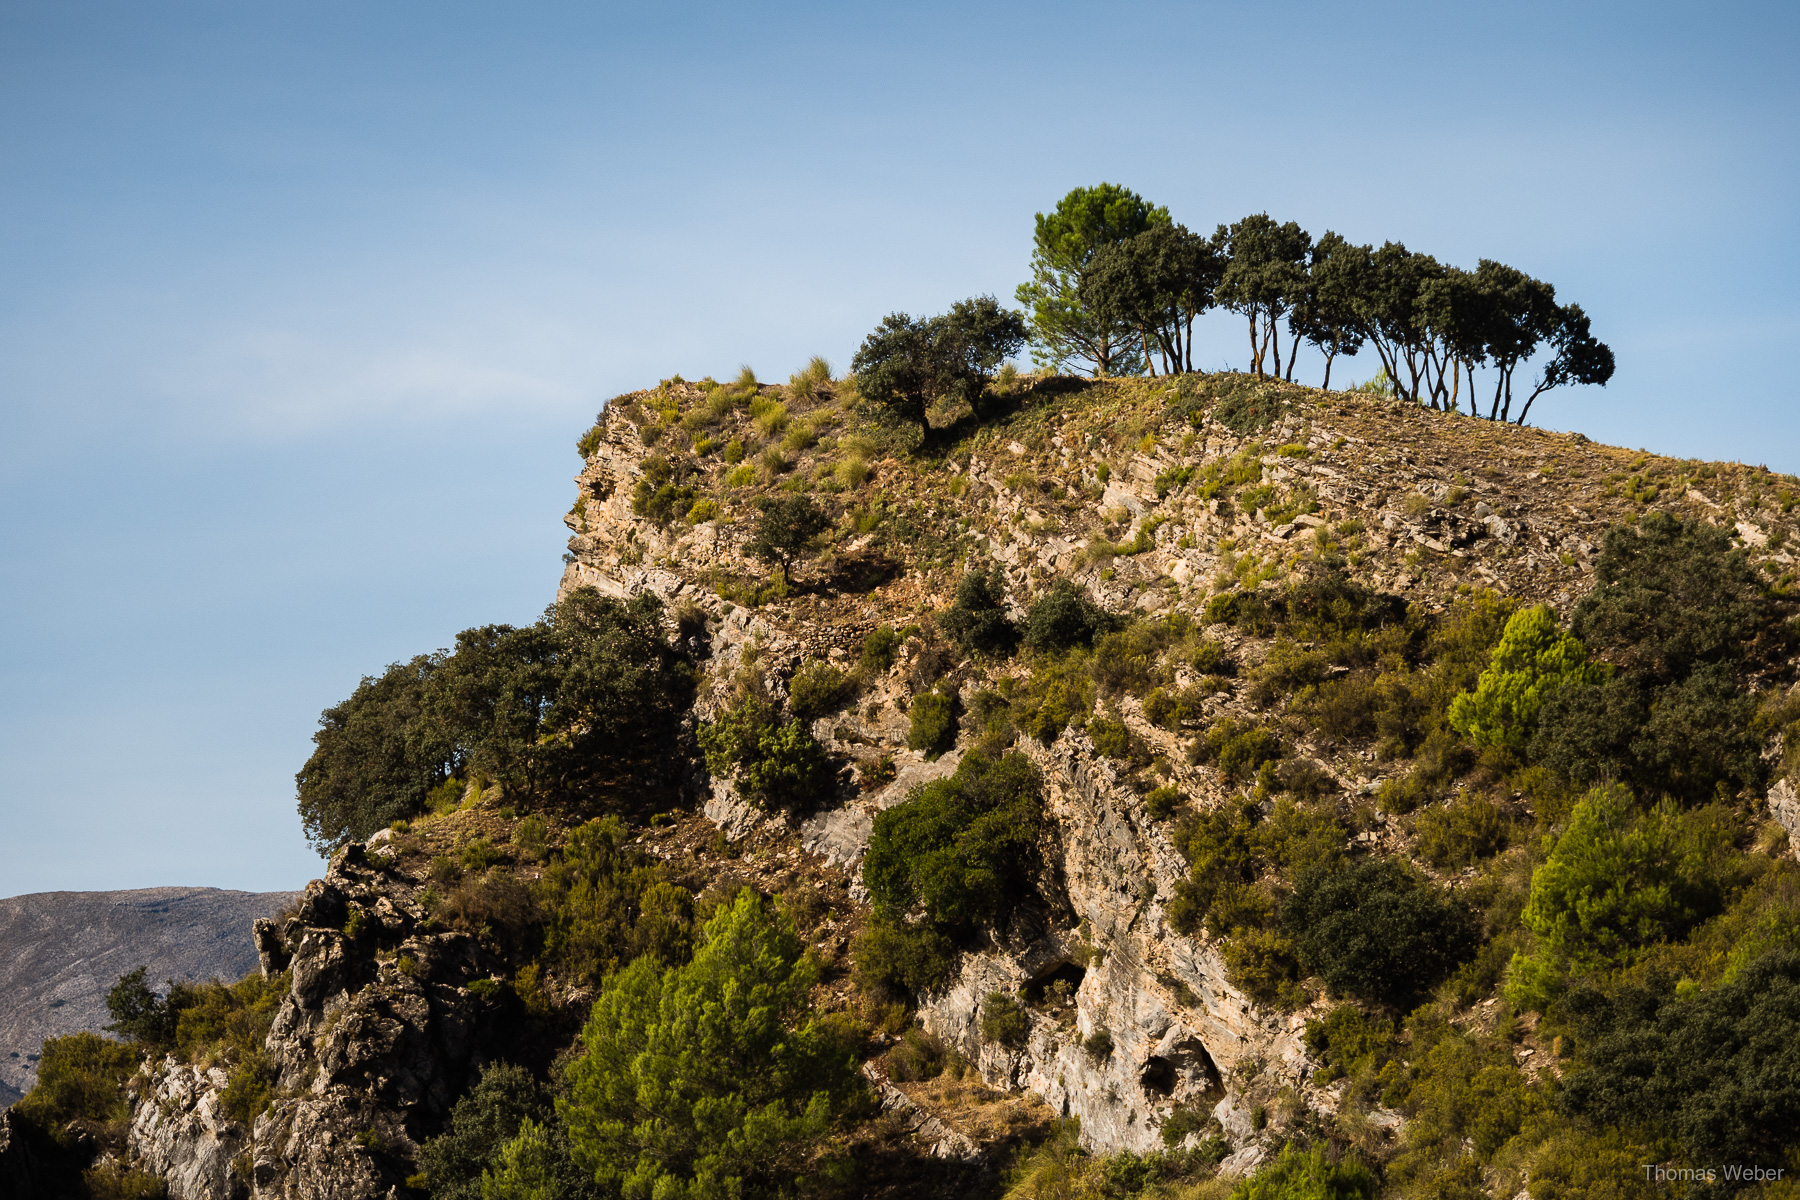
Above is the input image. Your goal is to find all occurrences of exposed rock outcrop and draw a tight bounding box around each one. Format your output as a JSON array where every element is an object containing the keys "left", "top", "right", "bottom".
[{"left": 128, "top": 844, "right": 503, "bottom": 1199}]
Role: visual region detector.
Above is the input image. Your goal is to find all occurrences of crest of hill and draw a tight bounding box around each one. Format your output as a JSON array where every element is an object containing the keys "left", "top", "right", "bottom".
[
  {"left": 563, "top": 370, "right": 1800, "bottom": 635},
  {"left": 0, "top": 887, "right": 298, "bottom": 1107}
]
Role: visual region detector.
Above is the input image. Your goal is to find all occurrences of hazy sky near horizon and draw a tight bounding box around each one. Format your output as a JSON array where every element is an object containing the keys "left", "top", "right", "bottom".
[{"left": 2, "top": 1, "right": 1795, "bottom": 895}]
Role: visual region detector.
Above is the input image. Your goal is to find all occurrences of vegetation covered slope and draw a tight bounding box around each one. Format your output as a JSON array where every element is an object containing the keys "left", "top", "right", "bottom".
[{"left": 16, "top": 355, "right": 1800, "bottom": 1200}]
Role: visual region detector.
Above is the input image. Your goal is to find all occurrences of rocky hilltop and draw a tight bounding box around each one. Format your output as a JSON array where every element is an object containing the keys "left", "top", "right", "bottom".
[
  {"left": 0, "top": 887, "right": 297, "bottom": 1108},
  {"left": 40, "top": 370, "right": 1798, "bottom": 1199}
]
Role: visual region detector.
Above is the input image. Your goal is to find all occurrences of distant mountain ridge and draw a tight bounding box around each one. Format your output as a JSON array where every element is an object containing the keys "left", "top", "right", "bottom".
[{"left": 0, "top": 886, "right": 298, "bottom": 1106}]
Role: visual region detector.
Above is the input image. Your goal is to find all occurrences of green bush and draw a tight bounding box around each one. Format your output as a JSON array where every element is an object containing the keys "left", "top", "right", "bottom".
[
  {"left": 940, "top": 567, "right": 1018, "bottom": 657},
  {"left": 538, "top": 816, "right": 694, "bottom": 985},
  {"left": 1531, "top": 513, "right": 1790, "bottom": 802},
  {"left": 482, "top": 1116, "right": 594, "bottom": 1200},
  {"left": 906, "top": 689, "right": 959, "bottom": 759},
  {"left": 1284, "top": 858, "right": 1477, "bottom": 1007},
  {"left": 860, "top": 626, "right": 903, "bottom": 674},
  {"left": 1023, "top": 580, "right": 1118, "bottom": 653},
  {"left": 1447, "top": 604, "right": 1609, "bottom": 751},
  {"left": 218, "top": 1054, "right": 274, "bottom": 1124},
  {"left": 980, "top": 992, "right": 1030, "bottom": 1047},
  {"left": 1383, "top": 1023, "right": 1546, "bottom": 1173},
  {"left": 1014, "top": 652, "right": 1095, "bottom": 743},
  {"left": 1087, "top": 712, "right": 1133, "bottom": 760},
  {"left": 630, "top": 455, "right": 697, "bottom": 525},
  {"left": 1144, "top": 786, "right": 1181, "bottom": 820},
  {"left": 15, "top": 1032, "right": 140, "bottom": 1132},
  {"left": 1189, "top": 637, "right": 1234, "bottom": 676},
  {"left": 1305, "top": 1006, "right": 1397, "bottom": 1086},
  {"left": 852, "top": 916, "right": 958, "bottom": 998},
  {"left": 699, "top": 692, "right": 835, "bottom": 809},
  {"left": 862, "top": 751, "right": 1043, "bottom": 989},
  {"left": 417, "top": 1062, "right": 558, "bottom": 1200},
  {"left": 1560, "top": 948, "right": 1800, "bottom": 1168},
  {"left": 1200, "top": 716, "right": 1281, "bottom": 783},
  {"left": 788, "top": 660, "right": 854, "bottom": 723},
  {"left": 887, "top": 1027, "right": 949, "bottom": 1081},
  {"left": 577, "top": 423, "right": 603, "bottom": 458},
  {"left": 1091, "top": 616, "right": 1184, "bottom": 697},
  {"left": 1521, "top": 785, "right": 1736, "bottom": 966},
  {"left": 510, "top": 814, "right": 548, "bottom": 862},
  {"left": 1414, "top": 795, "right": 1511, "bottom": 869},
  {"left": 1223, "top": 928, "right": 1306, "bottom": 1008},
  {"left": 1228, "top": 1141, "right": 1375, "bottom": 1200},
  {"left": 1572, "top": 511, "right": 1790, "bottom": 684},
  {"left": 560, "top": 890, "right": 864, "bottom": 1200}
]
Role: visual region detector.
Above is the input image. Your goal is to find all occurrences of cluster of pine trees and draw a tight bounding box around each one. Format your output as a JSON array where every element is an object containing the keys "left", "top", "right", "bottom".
[{"left": 1015, "top": 183, "right": 1614, "bottom": 424}]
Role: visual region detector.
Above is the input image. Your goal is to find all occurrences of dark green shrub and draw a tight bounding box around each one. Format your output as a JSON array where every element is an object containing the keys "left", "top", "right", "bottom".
[
  {"left": 1083, "top": 1027, "right": 1114, "bottom": 1060},
  {"left": 1284, "top": 859, "right": 1478, "bottom": 1007},
  {"left": 1573, "top": 511, "right": 1790, "bottom": 683},
  {"left": 1023, "top": 581, "right": 1118, "bottom": 653},
  {"left": 852, "top": 916, "right": 958, "bottom": 997},
  {"left": 906, "top": 689, "right": 959, "bottom": 759},
  {"left": 887, "top": 1027, "right": 949, "bottom": 1081},
  {"left": 1414, "top": 796, "right": 1512, "bottom": 869},
  {"left": 629, "top": 455, "right": 697, "bottom": 525},
  {"left": 1201, "top": 717, "right": 1281, "bottom": 783},
  {"left": 15, "top": 1032, "right": 140, "bottom": 1131},
  {"left": 788, "top": 660, "right": 854, "bottom": 723},
  {"left": 860, "top": 626, "right": 903, "bottom": 674},
  {"left": 700, "top": 693, "right": 834, "bottom": 809},
  {"left": 1560, "top": 948, "right": 1800, "bottom": 1167},
  {"left": 940, "top": 567, "right": 1018, "bottom": 657},
  {"left": 1144, "top": 786, "right": 1181, "bottom": 820},
  {"left": 865, "top": 751, "right": 1042, "bottom": 930},
  {"left": 1531, "top": 513, "right": 1791, "bottom": 803},
  {"left": 418, "top": 1062, "right": 553, "bottom": 1200},
  {"left": 980, "top": 992, "right": 1030, "bottom": 1047}
]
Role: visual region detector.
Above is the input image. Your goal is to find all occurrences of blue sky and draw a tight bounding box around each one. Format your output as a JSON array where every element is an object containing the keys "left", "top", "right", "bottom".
[{"left": 1, "top": 1, "right": 1795, "bottom": 894}]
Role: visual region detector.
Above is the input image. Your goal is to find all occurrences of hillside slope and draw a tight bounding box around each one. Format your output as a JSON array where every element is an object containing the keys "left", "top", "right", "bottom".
[{"left": 28, "top": 369, "right": 1799, "bottom": 1200}]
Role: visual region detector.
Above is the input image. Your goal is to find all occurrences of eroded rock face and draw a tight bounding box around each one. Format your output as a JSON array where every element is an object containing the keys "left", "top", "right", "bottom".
[
  {"left": 909, "top": 736, "right": 1312, "bottom": 1160},
  {"left": 129, "top": 1062, "right": 250, "bottom": 1200},
  {"left": 128, "top": 843, "right": 505, "bottom": 1199}
]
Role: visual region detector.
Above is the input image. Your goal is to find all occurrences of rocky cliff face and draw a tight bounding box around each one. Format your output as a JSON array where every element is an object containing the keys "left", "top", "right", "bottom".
[
  {"left": 118, "top": 372, "right": 1800, "bottom": 1196},
  {"left": 128, "top": 840, "right": 503, "bottom": 1199}
]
